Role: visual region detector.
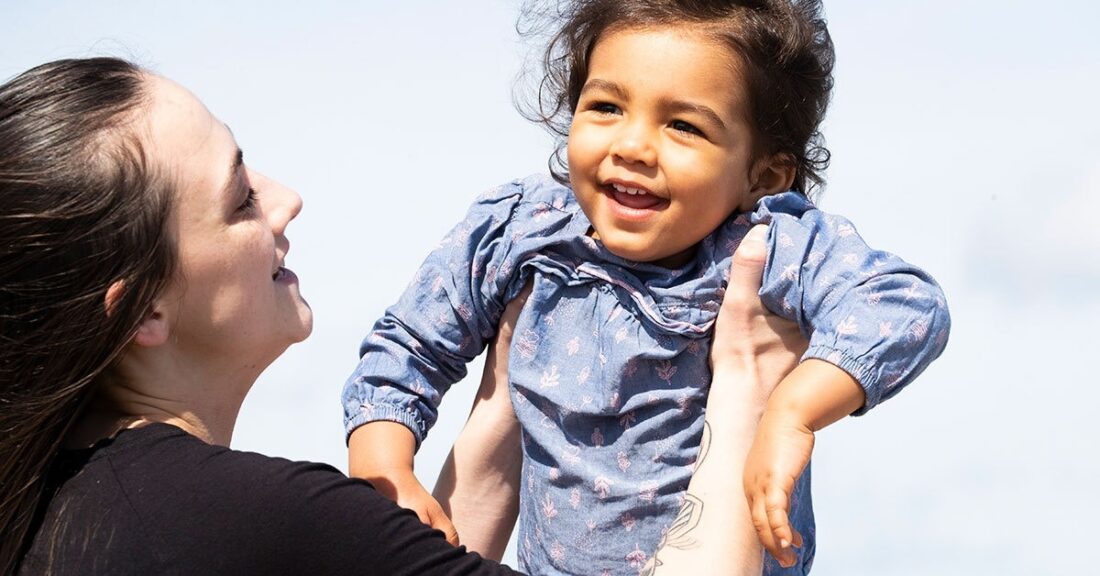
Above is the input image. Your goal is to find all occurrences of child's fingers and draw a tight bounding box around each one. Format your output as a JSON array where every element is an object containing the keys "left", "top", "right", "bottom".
[
  {"left": 749, "top": 492, "right": 778, "bottom": 556},
  {"left": 426, "top": 500, "right": 461, "bottom": 546},
  {"left": 434, "top": 512, "right": 461, "bottom": 546},
  {"left": 764, "top": 485, "right": 794, "bottom": 549},
  {"left": 749, "top": 484, "right": 798, "bottom": 569},
  {"left": 750, "top": 490, "right": 794, "bottom": 568}
]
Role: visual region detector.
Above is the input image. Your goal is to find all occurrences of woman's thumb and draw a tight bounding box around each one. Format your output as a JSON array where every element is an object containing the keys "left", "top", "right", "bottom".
[{"left": 728, "top": 224, "right": 769, "bottom": 293}]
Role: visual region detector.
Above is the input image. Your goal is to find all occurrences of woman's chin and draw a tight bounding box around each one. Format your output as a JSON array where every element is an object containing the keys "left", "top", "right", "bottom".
[{"left": 289, "top": 304, "right": 314, "bottom": 343}]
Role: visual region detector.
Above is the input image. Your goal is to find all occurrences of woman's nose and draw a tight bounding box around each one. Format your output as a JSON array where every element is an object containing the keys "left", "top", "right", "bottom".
[
  {"left": 253, "top": 170, "right": 302, "bottom": 235},
  {"left": 609, "top": 122, "right": 657, "bottom": 167}
]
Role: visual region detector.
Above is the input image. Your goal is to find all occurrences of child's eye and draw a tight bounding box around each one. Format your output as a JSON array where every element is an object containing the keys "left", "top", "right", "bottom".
[
  {"left": 590, "top": 102, "right": 621, "bottom": 115},
  {"left": 670, "top": 120, "right": 704, "bottom": 138}
]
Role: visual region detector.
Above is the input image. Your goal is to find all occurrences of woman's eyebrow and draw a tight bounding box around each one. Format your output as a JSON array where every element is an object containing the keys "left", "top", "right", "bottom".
[{"left": 223, "top": 148, "right": 244, "bottom": 195}]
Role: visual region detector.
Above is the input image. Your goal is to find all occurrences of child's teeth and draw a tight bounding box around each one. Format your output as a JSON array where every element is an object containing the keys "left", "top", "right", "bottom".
[{"left": 612, "top": 183, "right": 643, "bottom": 195}]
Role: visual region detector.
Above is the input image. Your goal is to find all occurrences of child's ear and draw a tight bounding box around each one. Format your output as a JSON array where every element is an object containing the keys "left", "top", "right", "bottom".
[
  {"left": 105, "top": 280, "right": 172, "bottom": 348},
  {"left": 741, "top": 153, "right": 797, "bottom": 210}
]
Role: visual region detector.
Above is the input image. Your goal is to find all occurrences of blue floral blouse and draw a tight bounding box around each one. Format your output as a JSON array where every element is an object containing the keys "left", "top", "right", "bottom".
[{"left": 343, "top": 174, "right": 950, "bottom": 575}]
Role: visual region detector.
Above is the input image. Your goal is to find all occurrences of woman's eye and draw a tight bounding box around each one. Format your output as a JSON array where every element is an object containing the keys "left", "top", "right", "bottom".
[
  {"left": 671, "top": 120, "right": 704, "bottom": 137},
  {"left": 238, "top": 187, "right": 258, "bottom": 212}
]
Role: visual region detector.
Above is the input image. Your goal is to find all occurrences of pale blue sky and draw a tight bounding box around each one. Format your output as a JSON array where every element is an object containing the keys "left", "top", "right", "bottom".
[{"left": 4, "top": 2, "right": 1097, "bottom": 574}]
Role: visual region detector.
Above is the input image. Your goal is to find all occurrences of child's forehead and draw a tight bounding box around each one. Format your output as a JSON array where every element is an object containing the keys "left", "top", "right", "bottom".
[
  {"left": 586, "top": 27, "right": 747, "bottom": 95},
  {"left": 592, "top": 23, "right": 745, "bottom": 71}
]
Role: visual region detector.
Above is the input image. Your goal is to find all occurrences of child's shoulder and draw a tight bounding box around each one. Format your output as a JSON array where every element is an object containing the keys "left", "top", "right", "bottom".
[
  {"left": 497, "top": 173, "right": 577, "bottom": 205},
  {"left": 749, "top": 190, "right": 861, "bottom": 233},
  {"left": 472, "top": 173, "right": 581, "bottom": 220},
  {"left": 751, "top": 191, "right": 818, "bottom": 221}
]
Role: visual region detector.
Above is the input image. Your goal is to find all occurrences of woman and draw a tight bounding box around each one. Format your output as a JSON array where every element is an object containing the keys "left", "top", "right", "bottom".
[{"left": 0, "top": 57, "right": 804, "bottom": 575}]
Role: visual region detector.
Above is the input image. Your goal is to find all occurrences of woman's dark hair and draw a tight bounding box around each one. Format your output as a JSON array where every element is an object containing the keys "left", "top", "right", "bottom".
[
  {"left": 519, "top": 0, "right": 835, "bottom": 196},
  {"left": 0, "top": 58, "right": 176, "bottom": 574}
]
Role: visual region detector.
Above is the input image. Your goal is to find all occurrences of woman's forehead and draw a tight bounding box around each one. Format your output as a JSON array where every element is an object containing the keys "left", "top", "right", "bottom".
[{"left": 142, "top": 75, "right": 236, "bottom": 201}]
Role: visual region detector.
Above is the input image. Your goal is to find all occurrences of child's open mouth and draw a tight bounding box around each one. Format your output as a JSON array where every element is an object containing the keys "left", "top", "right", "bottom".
[{"left": 606, "top": 182, "right": 668, "bottom": 214}]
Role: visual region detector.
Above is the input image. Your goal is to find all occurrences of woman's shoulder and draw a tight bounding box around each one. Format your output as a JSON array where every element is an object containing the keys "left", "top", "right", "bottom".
[
  {"left": 22, "top": 424, "right": 375, "bottom": 573},
  {"left": 106, "top": 424, "right": 358, "bottom": 519}
]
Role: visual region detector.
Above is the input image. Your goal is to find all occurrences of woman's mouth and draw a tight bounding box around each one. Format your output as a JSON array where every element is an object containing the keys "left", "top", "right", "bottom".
[{"left": 273, "top": 266, "right": 298, "bottom": 283}]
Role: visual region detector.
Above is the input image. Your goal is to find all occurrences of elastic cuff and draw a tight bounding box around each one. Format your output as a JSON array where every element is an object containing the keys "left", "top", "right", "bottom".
[
  {"left": 802, "top": 345, "right": 879, "bottom": 415},
  {"left": 344, "top": 405, "right": 425, "bottom": 449}
]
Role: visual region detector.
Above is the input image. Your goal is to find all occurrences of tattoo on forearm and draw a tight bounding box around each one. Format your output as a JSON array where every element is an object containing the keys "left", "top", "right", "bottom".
[{"left": 641, "top": 422, "right": 712, "bottom": 575}]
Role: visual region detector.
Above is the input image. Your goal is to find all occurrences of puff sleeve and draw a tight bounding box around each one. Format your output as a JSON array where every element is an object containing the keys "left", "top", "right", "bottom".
[
  {"left": 342, "top": 183, "right": 528, "bottom": 445},
  {"left": 752, "top": 193, "right": 951, "bottom": 414}
]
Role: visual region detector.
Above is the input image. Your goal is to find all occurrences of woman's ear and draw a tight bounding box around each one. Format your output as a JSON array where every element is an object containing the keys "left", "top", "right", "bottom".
[
  {"left": 105, "top": 280, "right": 172, "bottom": 348},
  {"left": 132, "top": 305, "right": 171, "bottom": 348},
  {"left": 740, "top": 153, "right": 797, "bottom": 210}
]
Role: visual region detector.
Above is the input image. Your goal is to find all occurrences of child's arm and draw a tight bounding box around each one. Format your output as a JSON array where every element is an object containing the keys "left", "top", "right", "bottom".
[
  {"left": 348, "top": 422, "right": 459, "bottom": 544},
  {"left": 432, "top": 285, "right": 531, "bottom": 560},
  {"left": 750, "top": 194, "right": 952, "bottom": 413},
  {"left": 742, "top": 360, "right": 864, "bottom": 568},
  {"left": 342, "top": 185, "right": 528, "bottom": 539},
  {"left": 744, "top": 195, "right": 953, "bottom": 566}
]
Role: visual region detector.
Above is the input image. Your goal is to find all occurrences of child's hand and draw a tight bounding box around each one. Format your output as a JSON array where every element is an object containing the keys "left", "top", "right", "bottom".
[
  {"left": 348, "top": 421, "right": 460, "bottom": 545},
  {"left": 376, "top": 468, "right": 461, "bottom": 546},
  {"left": 741, "top": 359, "right": 865, "bottom": 568},
  {"left": 742, "top": 408, "right": 814, "bottom": 569}
]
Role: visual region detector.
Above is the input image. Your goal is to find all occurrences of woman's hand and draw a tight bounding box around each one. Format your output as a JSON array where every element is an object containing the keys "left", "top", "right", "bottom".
[
  {"left": 709, "top": 225, "right": 807, "bottom": 410},
  {"left": 719, "top": 227, "right": 864, "bottom": 568},
  {"left": 647, "top": 225, "right": 809, "bottom": 576}
]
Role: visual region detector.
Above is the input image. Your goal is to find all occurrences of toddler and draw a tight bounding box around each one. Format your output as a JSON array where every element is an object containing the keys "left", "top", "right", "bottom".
[{"left": 343, "top": 1, "right": 950, "bottom": 574}]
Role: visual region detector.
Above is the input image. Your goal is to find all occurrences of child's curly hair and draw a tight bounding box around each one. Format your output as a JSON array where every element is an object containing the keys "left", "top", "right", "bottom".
[{"left": 519, "top": 0, "right": 835, "bottom": 197}]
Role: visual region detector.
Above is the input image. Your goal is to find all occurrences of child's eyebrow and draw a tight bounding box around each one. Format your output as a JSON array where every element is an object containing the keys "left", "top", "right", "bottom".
[
  {"left": 579, "top": 78, "right": 629, "bottom": 101},
  {"left": 664, "top": 100, "right": 728, "bottom": 132}
]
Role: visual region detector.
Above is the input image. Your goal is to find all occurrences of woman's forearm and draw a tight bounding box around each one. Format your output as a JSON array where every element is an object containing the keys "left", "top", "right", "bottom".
[
  {"left": 433, "top": 283, "right": 529, "bottom": 560},
  {"left": 644, "top": 366, "right": 768, "bottom": 575},
  {"left": 432, "top": 341, "right": 521, "bottom": 560},
  {"left": 647, "top": 225, "right": 804, "bottom": 575}
]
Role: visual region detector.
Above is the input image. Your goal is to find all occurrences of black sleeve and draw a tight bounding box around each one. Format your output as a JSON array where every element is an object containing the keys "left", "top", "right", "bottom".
[{"left": 138, "top": 433, "right": 523, "bottom": 575}]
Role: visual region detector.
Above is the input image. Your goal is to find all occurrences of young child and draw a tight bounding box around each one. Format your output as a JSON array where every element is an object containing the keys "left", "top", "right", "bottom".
[{"left": 343, "top": 1, "right": 950, "bottom": 574}]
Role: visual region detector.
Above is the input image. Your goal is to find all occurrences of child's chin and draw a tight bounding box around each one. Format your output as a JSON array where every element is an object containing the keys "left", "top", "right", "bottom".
[{"left": 608, "top": 243, "right": 688, "bottom": 268}]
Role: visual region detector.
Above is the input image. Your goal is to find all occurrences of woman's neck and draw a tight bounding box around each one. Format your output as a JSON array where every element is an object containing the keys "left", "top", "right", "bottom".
[
  {"left": 68, "top": 355, "right": 255, "bottom": 448},
  {"left": 73, "top": 405, "right": 229, "bottom": 445}
]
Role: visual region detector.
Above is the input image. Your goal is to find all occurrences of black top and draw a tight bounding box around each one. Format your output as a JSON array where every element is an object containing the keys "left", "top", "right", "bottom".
[{"left": 19, "top": 423, "right": 520, "bottom": 575}]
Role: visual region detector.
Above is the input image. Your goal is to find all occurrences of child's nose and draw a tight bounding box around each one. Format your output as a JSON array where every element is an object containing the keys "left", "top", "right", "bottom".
[{"left": 610, "top": 123, "right": 657, "bottom": 167}]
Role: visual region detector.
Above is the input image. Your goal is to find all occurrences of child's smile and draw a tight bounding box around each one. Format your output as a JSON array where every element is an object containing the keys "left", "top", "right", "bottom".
[
  {"left": 567, "top": 25, "right": 791, "bottom": 268},
  {"left": 604, "top": 179, "right": 668, "bottom": 219}
]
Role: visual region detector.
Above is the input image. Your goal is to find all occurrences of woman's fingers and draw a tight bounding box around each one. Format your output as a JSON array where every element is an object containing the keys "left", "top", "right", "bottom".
[{"left": 727, "top": 225, "right": 769, "bottom": 299}]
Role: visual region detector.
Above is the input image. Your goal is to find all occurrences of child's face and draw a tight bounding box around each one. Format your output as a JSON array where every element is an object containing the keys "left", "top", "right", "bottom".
[{"left": 567, "top": 26, "right": 782, "bottom": 267}]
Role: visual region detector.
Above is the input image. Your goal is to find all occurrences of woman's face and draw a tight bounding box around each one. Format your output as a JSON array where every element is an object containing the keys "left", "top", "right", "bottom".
[{"left": 144, "top": 76, "right": 312, "bottom": 371}]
